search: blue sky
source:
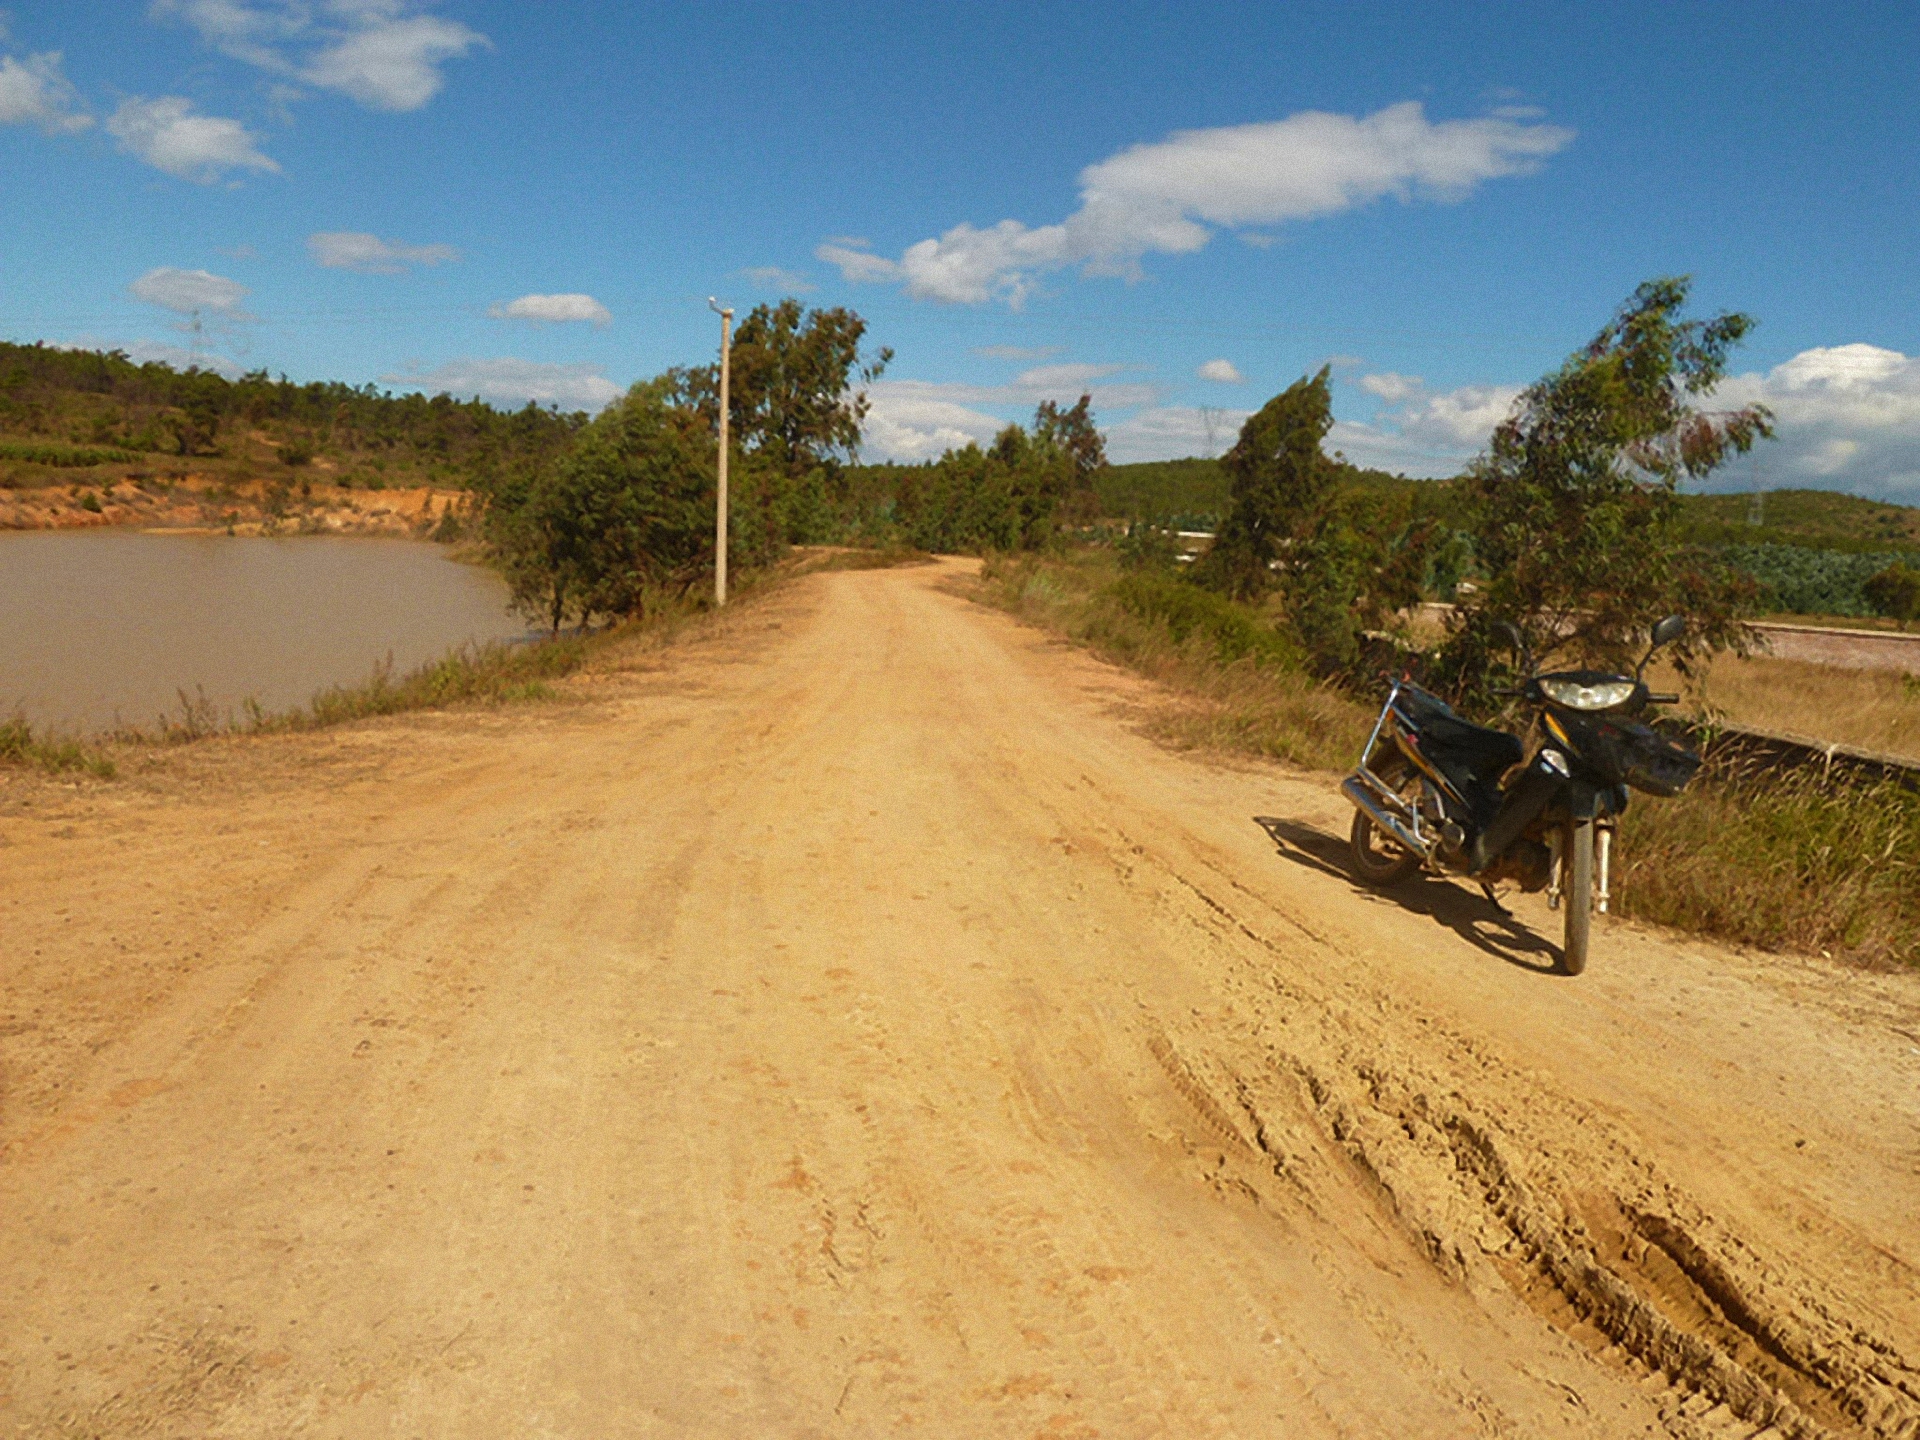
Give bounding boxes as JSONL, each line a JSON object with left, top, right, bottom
{"left": 4, "top": 2, "right": 1919, "bottom": 493}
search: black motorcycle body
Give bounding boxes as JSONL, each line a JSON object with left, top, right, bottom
{"left": 1340, "top": 619, "right": 1700, "bottom": 975}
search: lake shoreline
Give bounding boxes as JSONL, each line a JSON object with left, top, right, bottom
{"left": 0, "top": 530, "right": 525, "bottom": 735}
{"left": 0, "top": 473, "right": 469, "bottom": 540}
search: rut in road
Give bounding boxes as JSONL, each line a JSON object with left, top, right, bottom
{"left": 2, "top": 559, "right": 1917, "bottom": 1439}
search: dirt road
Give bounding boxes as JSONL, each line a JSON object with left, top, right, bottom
{"left": 5, "top": 560, "right": 1918, "bottom": 1438}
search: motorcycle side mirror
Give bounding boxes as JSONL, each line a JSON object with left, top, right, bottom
{"left": 1637, "top": 614, "right": 1687, "bottom": 676}
{"left": 1492, "top": 619, "right": 1532, "bottom": 674}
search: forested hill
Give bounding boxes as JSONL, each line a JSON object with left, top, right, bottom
{"left": 1092, "top": 456, "right": 1920, "bottom": 555}
{"left": 0, "top": 340, "right": 583, "bottom": 492}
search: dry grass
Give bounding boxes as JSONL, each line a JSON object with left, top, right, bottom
{"left": 0, "top": 717, "right": 117, "bottom": 779}
{"left": 1654, "top": 652, "right": 1920, "bottom": 761}
{"left": 1619, "top": 759, "right": 1920, "bottom": 968}
{"left": 980, "top": 551, "right": 1372, "bottom": 771}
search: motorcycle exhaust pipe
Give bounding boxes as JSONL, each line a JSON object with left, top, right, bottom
{"left": 1341, "top": 777, "right": 1432, "bottom": 861}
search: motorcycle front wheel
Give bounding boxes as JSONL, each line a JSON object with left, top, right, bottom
{"left": 1348, "top": 805, "right": 1422, "bottom": 887}
{"left": 1559, "top": 818, "right": 1594, "bottom": 976}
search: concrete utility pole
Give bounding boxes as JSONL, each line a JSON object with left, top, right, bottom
{"left": 708, "top": 298, "right": 734, "bottom": 607}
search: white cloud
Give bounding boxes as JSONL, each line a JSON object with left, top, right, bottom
{"left": 1357, "top": 370, "right": 1421, "bottom": 402}
{"left": 154, "top": 0, "right": 486, "bottom": 112}
{"left": 1394, "top": 383, "right": 1524, "bottom": 449}
{"left": 1104, "top": 405, "right": 1252, "bottom": 464}
{"left": 973, "top": 344, "right": 1060, "bottom": 361}
{"left": 859, "top": 368, "right": 1159, "bottom": 461}
{"left": 1708, "top": 344, "right": 1920, "bottom": 498}
{"left": 308, "top": 230, "right": 458, "bottom": 272}
{"left": 0, "top": 51, "right": 91, "bottom": 133}
{"left": 1335, "top": 344, "right": 1920, "bottom": 491}
{"left": 129, "top": 266, "right": 253, "bottom": 317}
{"left": 1014, "top": 361, "right": 1127, "bottom": 391}
{"left": 381, "top": 358, "right": 622, "bottom": 412}
{"left": 487, "top": 293, "right": 613, "bottom": 326}
{"left": 861, "top": 389, "right": 1007, "bottom": 462}
{"left": 107, "top": 96, "right": 277, "bottom": 181}
{"left": 739, "top": 266, "right": 815, "bottom": 293}
{"left": 1197, "top": 359, "right": 1243, "bottom": 384}
{"left": 819, "top": 103, "right": 1572, "bottom": 306}
{"left": 1334, "top": 374, "right": 1523, "bottom": 476}
{"left": 305, "top": 12, "right": 485, "bottom": 111}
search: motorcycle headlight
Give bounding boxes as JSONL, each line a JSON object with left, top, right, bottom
{"left": 1539, "top": 677, "right": 1637, "bottom": 711}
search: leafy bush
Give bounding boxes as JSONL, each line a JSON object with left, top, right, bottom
{"left": 0, "top": 439, "right": 141, "bottom": 467}
{"left": 1437, "top": 277, "right": 1769, "bottom": 702}
{"left": 1107, "top": 571, "right": 1303, "bottom": 670}
{"left": 886, "top": 424, "right": 1076, "bottom": 554}
{"left": 1864, "top": 561, "right": 1920, "bottom": 622}
{"left": 481, "top": 379, "right": 717, "bottom": 629}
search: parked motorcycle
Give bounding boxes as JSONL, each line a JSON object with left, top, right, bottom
{"left": 1340, "top": 615, "right": 1701, "bottom": 975}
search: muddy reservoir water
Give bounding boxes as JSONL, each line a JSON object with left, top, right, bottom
{"left": 0, "top": 531, "right": 529, "bottom": 734}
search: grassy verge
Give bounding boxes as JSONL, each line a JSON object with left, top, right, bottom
{"left": 979, "top": 547, "right": 1918, "bottom": 968}
{"left": 1619, "top": 761, "right": 1920, "bottom": 967}
{"left": 979, "top": 550, "right": 1371, "bottom": 770}
{"left": 131, "top": 630, "right": 607, "bottom": 743}
{"left": 0, "top": 717, "right": 118, "bottom": 779}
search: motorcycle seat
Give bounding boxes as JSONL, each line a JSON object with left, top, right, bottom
{"left": 1392, "top": 685, "right": 1524, "bottom": 781}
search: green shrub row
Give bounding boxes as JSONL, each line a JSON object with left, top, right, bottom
{"left": 0, "top": 439, "right": 142, "bottom": 468}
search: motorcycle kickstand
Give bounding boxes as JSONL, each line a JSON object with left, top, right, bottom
{"left": 1478, "top": 882, "right": 1510, "bottom": 917}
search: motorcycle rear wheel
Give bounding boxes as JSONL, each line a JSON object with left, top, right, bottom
{"left": 1559, "top": 818, "right": 1594, "bottom": 976}
{"left": 1348, "top": 805, "right": 1422, "bottom": 887}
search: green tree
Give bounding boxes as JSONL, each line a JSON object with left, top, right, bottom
{"left": 1439, "top": 277, "right": 1772, "bottom": 698}
{"left": 890, "top": 421, "right": 1077, "bottom": 554}
{"left": 1204, "top": 368, "right": 1336, "bottom": 602}
{"left": 1865, "top": 562, "right": 1920, "bottom": 626}
{"left": 1033, "top": 393, "right": 1107, "bottom": 522}
{"left": 1199, "top": 369, "right": 1428, "bottom": 675}
{"left": 483, "top": 379, "right": 715, "bottom": 631}
{"left": 669, "top": 299, "right": 890, "bottom": 547}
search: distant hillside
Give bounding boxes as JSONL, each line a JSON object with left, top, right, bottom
{"left": 1674, "top": 488, "right": 1920, "bottom": 554}
{"left": 1094, "top": 459, "right": 1231, "bottom": 525}
{"left": 1095, "top": 458, "right": 1920, "bottom": 558}
{"left": 0, "top": 341, "right": 583, "bottom": 495}
{"left": 1094, "top": 457, "right": 1454, "bottom": 526}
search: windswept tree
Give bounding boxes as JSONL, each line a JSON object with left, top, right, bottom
{"left": 1439, "top": 276, "right": 1772, "bottom": 697}
{"left": 1200, "top": 368, "right": 1428, "bottom": 675}
{"left": 1204, "top": 368, "right": 1338, "bottom": 601}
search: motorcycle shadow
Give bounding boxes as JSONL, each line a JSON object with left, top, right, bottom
{"left": 1252, "top": 816, "right": 1564, "bottom": 976}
